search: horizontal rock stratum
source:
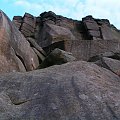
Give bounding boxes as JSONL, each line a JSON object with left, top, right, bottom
{"left": 0, "top": 10, "right": 120, "bottom": 120}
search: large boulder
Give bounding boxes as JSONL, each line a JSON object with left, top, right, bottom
{"left": 37, "top": 23, "right": 75, "bottom": 48}
{"left": 39, "top": 48, "right": 76, "bottom": 68}
{"left": 82, "top": 16, "right": 120, "bottom": 40}
{"left": 82, "top": 16, "right": 101, "bottom": 39}
{"left": 0, "top": 10, "right": 39, "bottom": 73}
{"left": 0, "top": 61, "right": 120, "bottom": 119}
{"left": 20, "top": 13, "right": 36, "bottom": 37}
{"left": 100, "top": 24, "right": 120, "bottom": 40}
{"left": 88, "top": 52, "right": 120, "bottom": 62}
{"left": 94, "top": 57, "right": 120, "bottom": 76}
{"left": 13, "top": 16, "right": 22, "bottom": 30}
{"left": 40, "top": 11, "right": 57, "bottom": 22}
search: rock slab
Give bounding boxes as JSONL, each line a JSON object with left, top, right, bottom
{"left": 0, "top": 61, "right": 120, "bottom": 120}
{"left": 0, "top": 10, "right": 39, "bottom": 73}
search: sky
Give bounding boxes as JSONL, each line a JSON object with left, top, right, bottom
{"left": 0, "top": 0, "right": 120, "bottom": 29}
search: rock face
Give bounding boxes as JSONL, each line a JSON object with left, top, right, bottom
{"left": 0, "top": 61, "right": 120, "bottom": 120}
{"left": 13, "top": 11, "right": 120, "bottom": 61}
{"left": 82, "top": 15, "right": 101, "bottom": 39}
{"left": 37, "top": 23, "right": 76, "bottom": 48}
{"left": 0, "top": 10, "right": 40, "bottom": 73}
{"left": 0, "top": 10, "right": 120, "bottom": 120}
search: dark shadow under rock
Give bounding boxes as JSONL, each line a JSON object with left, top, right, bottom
{"left": 38, "top": 48, "right": 76, "bottom": 69}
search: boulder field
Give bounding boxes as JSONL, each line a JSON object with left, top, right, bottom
{"left": 0, "top": 10, "right": 120, "bottom": 120}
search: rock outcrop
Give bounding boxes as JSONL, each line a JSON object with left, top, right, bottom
{"left": 94, "top": 57, "right": 120, "bottom": 76}
{"left": 0, "top": 10, "right": 40, "bottom": 73}
{"left": 0, "top": 61, "right": 120, "bottom": 120}
{"left": 82, "top": 15, "right": 101, "bottom": 40}
{"left": 13, "top": 11, "right": 120, "bottom": 61}
{"left": 0, "top": 10, "right": 120, "bottom": 120}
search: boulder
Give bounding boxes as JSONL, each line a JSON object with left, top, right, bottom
{"left": 37, "top": 23, "right": 76, "bottom": 48}
{"left": 95, "top": 19, "right": 110, "bottom": 26}
{"left": 94, "top": 57, "right": 120, "bottom": 76}
{"left": 40, "top": 11, "right": 57, "bottom": 22}
{"left": 0, "top": 10, "right": 39, "bottom": 73}
{"left": 13, "top": 16, "right": 22, "bottom": 29}
{"left": 23, "top": 13, "right": 36, "bottom": 27}
{"left": 82, "top": 16, "right": 101, "bottom": 39}
{"left": 32, "top": 47, "right": 45, "bottom": 62}
{"left": 83, "top": 20, "right": 99, "bottom": 30}
{"left": 0, "top": 61, "right": 120, "bottom": 119}
{"left": 88, "top": 52, "right": 120, "bottom": 62}
{"left": 101, "top": 24, "right": 118, "bottom": 40}
{"left": 15, "top": 55, "right": 26, "bottom": 72}
{"left": 39, "top": 48, "right": 76, "bottom": 68}
{"left": 20, "top": 13, "right": 36, "bottom": 37}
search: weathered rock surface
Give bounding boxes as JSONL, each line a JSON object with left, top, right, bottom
{"left": 64, "top": 39, "right": 120, "bottom": 61}
{"left": 39, "top": 48, "right": 76, "bottom": 68}
{"left": 13, "top": 12, "right": 120, "bottom": 61}
{"left": 37, "top": 23, "right": 76, "bottom": 48}
{"left": 0, "top": 10, "right": 120, "bottom": 120}
{"left": 27, "top": 37, "right": 47, "bottom": 57}
{"left": 13, "top": 16, "right": 22, "bottom": 29}
{"left": 20, "top": 13, "right": 36, "bottom": 37}
{"left": 0, "top": 61, "right": 120, "bottom": 120}
{"left": 82, "top": 15, "right": 101, "bottom": 39}
{"left": 94, "top": 57, "right": 120, "bottom": 76}
{"left": 32, "top": 47, "right": 45, "bottom": 62}
{"left": 0, "top": 10, "right": 39, "bottom": 73}
{"left": 88, "top": 52, "right": 120, "bottom": 62}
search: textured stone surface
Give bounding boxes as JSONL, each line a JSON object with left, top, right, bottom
{"left": 39, "top": 48, "right": 76, "bottom": 68}
{"left": 83, "top": 20, "right": 99, "bottom": 30}
{"left": 0, "top": 10, "right": 39, "bottom": 73}
{"left": 94, "top": 57, "right": 120, "bottom": 76}
{"left": 88, "top": 52, "right": 120, "bottom": 62}
{"left": 13, "top": 16, "right": 22, "bottom": 29}
{"left": 38, "top": 23, "right": 75, "bottom": 48}
{"left": 0, "top": 61, "right": 120, "bottom": 120}
{"left": 32, "top": 47, "right": 45, "bottom": 62}
{"left": 13, "top": 12, "right": 120, "bottom": 62}
{"left": 63, "top": 39, "right": 120, "bottom": 61}
{"left": 0, "top": 10, "right": 120, "bottom": 120}
{"left": 101, "top": 24, "right": 118, "bottom": 40}
{"left": 14, "top": 13, "right": 36, "bottom": 37}
{"left": 43, "top": 39, "right": 120, "bottom": 61}
{"left": 82, "top": 16, "right": 101, "bottom": 39}
{"left": 27, "top": 37, "right": 47, "bottom": 56}
{"left": 13, "top": 11, "right": 120, "bottom": 42}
